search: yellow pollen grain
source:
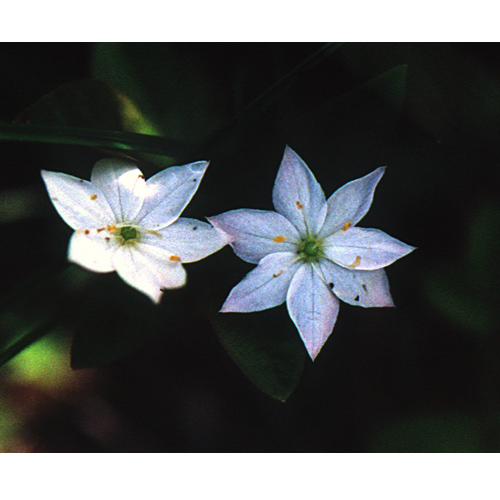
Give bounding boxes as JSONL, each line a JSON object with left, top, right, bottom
{"left": 273, "top": 235, "right": 287, "bottom": 243}
{"left": 169, "top": 255, "right": 180, "bottom": 262}
{"left": 90, "top": 194, "right": 98, "bottom": 200}
{"left": 349, "top": 256, "right": 361, "bottom": 269}
{"left": 342, "top": 221, "right": 352, "bottom": 231}
{"left": 296, "top": 201, "right": 304, "bottom": 209}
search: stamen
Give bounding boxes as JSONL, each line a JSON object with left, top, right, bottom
{"left": 342, "top": 221, "right": 352, "bottom": 232}
{"left": 90, "top": 194, "right": 98, "bottom": 200}
{"left": 169, "top": 255, "right": 180, "bottom": 262}
{"left": 296, "top": 201, "right": 304, "bottom": 209}
{"left": 273, "top": 235, "right": 287, "bottom": 243}
{"left": 348, "top": 255, "right": 361, "bottom": 269}
{"left": 145, "top": 229, "right": 162, "bottom": 237}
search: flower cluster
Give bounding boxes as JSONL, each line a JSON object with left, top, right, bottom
{"left": 42, "top": 148, "right": 414, "bottom": 359}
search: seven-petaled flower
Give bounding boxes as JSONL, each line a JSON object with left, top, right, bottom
{"left": 41, "top": 158, "right": 230, "bottom": 303}
{"left": 208, "top": 146, "right": 415, "bottom": 360}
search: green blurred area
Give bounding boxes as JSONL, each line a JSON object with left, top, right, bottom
{"left": 0, "top": 43, "right": 500, "bottom": 452}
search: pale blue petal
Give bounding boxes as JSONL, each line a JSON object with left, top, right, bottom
{"left": 208, "top": 209, "right": 300, "bottom": 264}
{"left": 286, "top": 263, "right": 339, "bottom": 360}
{"left": 323, "top": 227, "right": 416, "bottom": 271}
{"left": 272, "top": 146, "right": 327, "bottom": 235}
{"left": 141, "top": 217, "right": 231, "bottom": 263}
{"left": 220, "top": 252, "right": 299, "bottom": 312}
{"left": 317, "top": 258, "right": 394, "bottom": 307}
{"left": 137, "top": 161, "right": 209, "bottom": 230}
{"left": 319, "top": 167, "right": 385, "bottom": 237}
{"left": 90, "top": 158, "right": 146, "bottom": 223}
{"left": 41, "top": 170, "right": 114, "bottom": 230}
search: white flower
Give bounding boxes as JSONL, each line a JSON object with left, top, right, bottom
{"left": 208, "top": 146, "right": 415, "bottom": 360}
{"left": 41, "top": 158, "right": 230, "bottom": 303}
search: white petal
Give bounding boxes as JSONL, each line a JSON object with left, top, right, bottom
{"left": 272, "top": 146, "right": 327, "bottom": 234}
{"left": 41, "top": 170, "right": 114, "bottom": 230}
{"left": 136, "top": 161, "right": 209, "bottom": 230}
{"left": 317, "top": 258, "right": 394, "bottom": 307}
{"left": 90, "top": 158, "right": 146, "bottom": 223}
{"left": 319, "top": 167, "right": 385, "bottom": 237}
{"left": 141, "top": 217, "right": 231, "bottom": 263}
{"left": 112, "top": 243, "right": 187, "bottom": 303}
{"left": 208, "top": 209, "right": 300, "bottom": 264}
{"left": 221, "top": 252, "right": 299, "bottom": 312}
{"left": 286, "top": 263, "right": 339, "bottom": 360}
{"left": 68, "top": 230, "right": 117, "bottom": 273}
{"left": 323, "top": 227, "right": 416, "bottom": 270}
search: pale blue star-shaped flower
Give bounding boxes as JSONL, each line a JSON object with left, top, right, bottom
{"left": 209, "top": 146, "right": 415, "bottom": 359}
{"left": 41, "top": 158, "right": 230, "bottom": 303}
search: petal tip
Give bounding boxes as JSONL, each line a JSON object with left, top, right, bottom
{"left": 306, "top": 344, "right": 322, "bottom": 361}
{"left": 191, "top": 160, "right": 210, "bottom": 173}
{"left": 207, "top": 216, "right": 235, "bottom": 244}
{"left": 220, "top": 301, "right": 236, "bottom": 313}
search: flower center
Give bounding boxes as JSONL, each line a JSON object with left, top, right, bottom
{"left": 120, "top": 226, "right": 138, "bottom": 242}
{"left": 297, "top": 234, "right": 324, "bottom": 263}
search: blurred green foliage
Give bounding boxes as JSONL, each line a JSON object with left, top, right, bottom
{"left": 426, "top": 197, "right": 500, "bottom": 335}
{"left": 369, "top": 413, "right": 484, "bottom": 452}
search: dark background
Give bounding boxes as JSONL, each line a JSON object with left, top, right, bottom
{"left": 1, "top": 43, "right": 499, "bottom": 452}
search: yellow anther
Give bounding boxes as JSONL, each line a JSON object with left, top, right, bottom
{"left": 348, "top": 255, "right": 361, "bottom": 269}
{"left": 145, "top": 229, "right": 162, "bottom": 237}
{"left": 273, "top": 235, "right": 287, "bottom": 243}
{"left": 169, "top": 255, "right": 180, "bottom": 262}
{"left": 342, "top": 221, "right": 352, "bottom": 232}
{"left": 107, "top": 224, "right": 116, "bottom": 232}
{"left": 296, "top": 201, "right": 304, "bottom": 209}
{"left": 273, "top": 270, "right": 284, "bottom": 278}
{"left": 90, "top": 194, "right": 98, "bottom": 200}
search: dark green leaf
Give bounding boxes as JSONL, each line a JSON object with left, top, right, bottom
{"left": 207, "top": 291, "right": 306, "bottom": 401}
{"left": 70, "top": 273, "right": 159, "bottom": 369}
{"left": 92, "top": 43, "right": 232, "bottom": 148}
{"left": 7, "top": 78, "right": 194, "bottom": 162}
{"left": 425, "top": 197, "right": 500, "bottom": 336}
{"left": 0, "top": 120, "right": 191, "bottom": 160}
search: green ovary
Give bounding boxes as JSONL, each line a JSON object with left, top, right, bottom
{"left": 120, "top": 226, "right": 138, "bottom": 242}
{"left": 297, "top": 234, "right": 324, "bottom": 263}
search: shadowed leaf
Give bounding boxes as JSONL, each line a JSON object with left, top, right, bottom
{"left": 207, "top": 291, "right": 306, "bottom": 401}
